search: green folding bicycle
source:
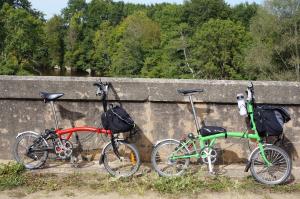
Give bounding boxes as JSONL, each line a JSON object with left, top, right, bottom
{"left": 151, "top": 83, "right": 292, "bottom": 185}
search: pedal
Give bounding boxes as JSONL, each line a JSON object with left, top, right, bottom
{"left": 244, "top": 160, "right": 251, "bottom": 172}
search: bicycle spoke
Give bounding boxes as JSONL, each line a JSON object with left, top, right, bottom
{"left": 250, "top": 146, "right": 291, "bottom": 185}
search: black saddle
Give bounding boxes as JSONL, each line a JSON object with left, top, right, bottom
{"left": 40, "top": 92, "right": 64, "bottom": 102}
{"left": 177, "top": 88, "right": 204, "bottom": 95}
{"left": 200, "top": 126, "right": 227, "bottom": 137}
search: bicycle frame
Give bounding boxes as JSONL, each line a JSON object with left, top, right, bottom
{"left": 55, "top": 127, "right": 112, "bottom": 140}
{"left": 169, "top": 87, "right": 272, "bottom": 168}
{"left": 48, "top": 82, "right": 113, "bottom": 141}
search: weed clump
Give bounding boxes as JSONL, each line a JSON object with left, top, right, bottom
{"left": 0, "top": 162, "right": 25, "bottom": 190}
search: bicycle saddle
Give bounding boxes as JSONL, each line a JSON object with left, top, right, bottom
{"left": 200, "top": 126, "right": 227, "bottom": 137}
{"left": 40, "top": 92, "right": 64, "bottom": 102}
{"left": 177, "top": 88, "right": 204, "bottom": 95}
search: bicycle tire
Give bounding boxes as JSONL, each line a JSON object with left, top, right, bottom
{"left": 102, "top": 140, "right": 140, "bottom": 177}
{"left": 151, "top": 139, "right": 190, "bottom": 177}
{"left": 250, "top": 145, "right": 292, "bottom": 185}
{"left": 13, "top": 131, "right": 49, "bottom": 169}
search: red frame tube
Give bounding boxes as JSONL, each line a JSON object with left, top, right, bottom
{"left": 55, "top": 127, "right": 112, "bottom": 140}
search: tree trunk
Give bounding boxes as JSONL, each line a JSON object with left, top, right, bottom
{"left": 180, "top": 31, "right": 195, "bottom": 78}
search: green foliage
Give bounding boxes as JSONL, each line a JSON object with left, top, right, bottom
{"left": 183, "top": 0, "right": 232, "bottom": 27}
{"left": 1, "top": 0, "right": 300, "bottom": 81}
{"left": 110, "top": 11, "right": 160, "bottom": 76}
{"left": 246, "top": 0, "right": 300, "bottom": 81}
{"left": 62, "top": 0, "right": 87, "bottom": 22}
{"left": 192, "top": 19, "right": 251, "bottom": 79}
{"left": 0, "top": 3, "right": 44, "bottom": 75}
{"left": 91, "top": 21, "right": 112, "bottom": 76}
{"left": 64, "top": 11, "right": 85, "bottom": 70}
{"left": 231, "top": 2, "right": 258, "bottom": 29}
{"left": 44, "top": 15, "right": 65, "bottom": 69}
{"left": 0, "top": 162, "right": 25, "bottom": 190}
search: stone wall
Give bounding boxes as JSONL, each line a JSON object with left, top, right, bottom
{"left": 0, "top": 76, "right": 299, "bottom": 166}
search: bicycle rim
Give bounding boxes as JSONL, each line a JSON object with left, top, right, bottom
{"left": 103, "top": 141, "right": 140, "bottom": 177}
{"left": 250, "top": 145, "right": 291, "bottom": 185}
{"left": 14, "top": 132, "right": 48, "bottom": 169}
{"left": 151, "top": 139, "right": 190, "bottom": 177}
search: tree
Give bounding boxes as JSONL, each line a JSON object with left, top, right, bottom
{"left": 247, "top": 0, "right": 300, "bottom": 81}
{"left": 86, "top": 0, "right": 124, "bottom": 29}
{"left": 183, "top": 0, "right": 231, "bottom": 27}
{"left": 92, "top": 21, "right": 113, "bottom": 76}
{"left": 62, "top": 0, "right": 87, "bottom": 22}
{"left": 191, "top": 19, "right": 251, "bottom": 79}
{"left": 0, "top": 0, "right": 31, "bottom": 10}
{"left": 267, "top": 0, "right": 300, "bottom": 81}
{"left": 44, "top": 15, "right": 65, "bottom": 69}
{"left": 231, "top": 2, "right": 258, "bottom": 29}
{"left": 0, "top": 3, "right": 44, "bottom": 75}
{"left": 244, "top": 8, "right": 278, "bottom": 80}
{"left": 110, "top": 11, "right": 160, "bottom": 76}
{"left": 64, "top": 11, "right": 85, "bottom": 70}
{"left": 0, "top": 0, "right": 43, "bottom": 18}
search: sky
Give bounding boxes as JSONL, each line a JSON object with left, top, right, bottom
{"left": 29, "top": 0, "right": 264, "bottom": 19}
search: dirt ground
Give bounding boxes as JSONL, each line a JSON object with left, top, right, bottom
{"left": 1, "top": 188, "right": 300, "bottom": 199}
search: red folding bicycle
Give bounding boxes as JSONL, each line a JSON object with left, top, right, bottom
{"left": 13, "top": 81, "right": 141, "bottom": 177}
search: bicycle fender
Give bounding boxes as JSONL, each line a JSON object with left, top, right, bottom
{"left": 247, "top": 144, "right": 273, "bottom": 161}
{"left": 153, "top": 139, "right": 180, "bottom": 148}
{"left": 245, "top": 144, "right": 273, "bottom": 172}
{"left": 16, "top": 131, "right": 40, "bottom": 139}
{"left": 99, "top": 139, "right": 125, "bottom": 165}
{"left": 153, "top": 138, "right": 191, "bottom": 153}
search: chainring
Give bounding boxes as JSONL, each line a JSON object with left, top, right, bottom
{"left": 201, "top": 147, "right": 218, "bottom": 164}
{"left": 54, "top": 139, "right": 73, "bottom": 159}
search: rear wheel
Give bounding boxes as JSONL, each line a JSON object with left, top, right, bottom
{"left": 250, "top": 145, "right": 291, "bottom": 185}
{"left": 13, "top": 132, "right": 49, "bottom": 169}
{"left": 102, "top": 140, "right": 140, "bottom": 177}
{"left": 151, "top": 139, "right": 190, "bottom": 177}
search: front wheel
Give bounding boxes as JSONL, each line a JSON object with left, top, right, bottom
{"left": 250, "top": 145, "right": 292, "bottom": 185}
{"left": 102, "top": 140, "right": 140, "bottom": 177}
{"left": 13, "top": 131, "right": 49, "bottom": 169}
{"left": 151, "top": 139, "right": 190, "bottom": 177}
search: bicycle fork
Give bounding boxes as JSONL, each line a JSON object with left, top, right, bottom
{"left": 244, "top": 143, "right": 272, "bottom": 172}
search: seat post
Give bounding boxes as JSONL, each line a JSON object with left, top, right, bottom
{"left": 188, "top": 95, "right": 201, "bottom": 131}
{"left": 50, "top": 101, "right": 59, "bottom": 129}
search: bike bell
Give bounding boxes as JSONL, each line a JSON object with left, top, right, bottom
{"left": 237, "top": 93, "right": 247, "bottom": 116}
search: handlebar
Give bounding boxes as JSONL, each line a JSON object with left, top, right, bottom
{"left": 93, "top": 81, "right": 109, "bottom": 97}
{"left": 93, "top": 80, "right": 110, "bottom": 112}
{"left": 246, "top": 82, "right": 255, "bottom": 102}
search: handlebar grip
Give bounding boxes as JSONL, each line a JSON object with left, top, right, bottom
{"left": 93, "top": 82, "right": 110, "bottom": 87}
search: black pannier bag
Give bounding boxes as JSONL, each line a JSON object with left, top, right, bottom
{"left": 101, "top": 105, "right": 135, "bottom": 134}
{"left": 254, "top": 105, "right": 291, "bottom": 137}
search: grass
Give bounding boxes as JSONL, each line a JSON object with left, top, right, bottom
{"left": 1, "top": 162, "right": 300, "bottom": 196}
{"left": 0, "top": 162, "right": 25, "bottom": 190}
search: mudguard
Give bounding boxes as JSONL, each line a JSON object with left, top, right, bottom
{"left": 245, "top": 144, "right": 272, "bottom": 172}
{"left": 99, "top": 139, "right": 125, "bottom": 165}
{"left": 16, "top": 131, "right": 40, "bottom": 139}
